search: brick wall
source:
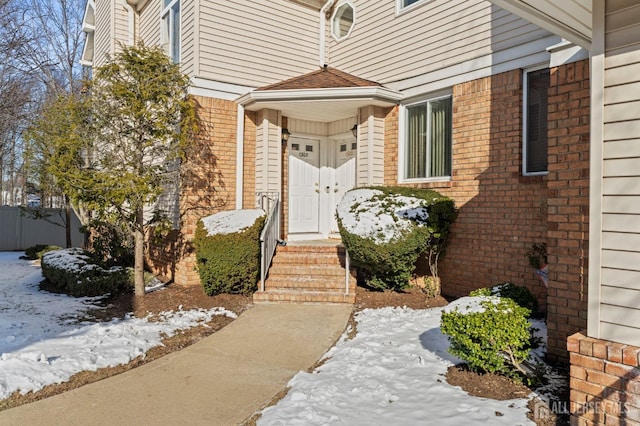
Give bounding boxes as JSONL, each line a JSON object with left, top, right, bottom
{"left": 568, "top": 333, "right": 640, "bottom": 425}
{"left": 242, "top": 111, "right": 257, "bottom": 209}
{"left": 384, "top": 69, "right": 548, "bottom": 308}
{"left": 546, "top": 59, "right": 590, "bottom": 362}
{"left": 383, "top": 106, "right": 398, "bottom": 186}
{"left": 148, "top": 95, "right": 238, "bottom": 286}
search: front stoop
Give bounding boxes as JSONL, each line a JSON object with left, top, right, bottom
{"left": 253, "top": 244, "right": 357, "bottom": 304}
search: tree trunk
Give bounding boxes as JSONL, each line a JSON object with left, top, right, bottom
{"left": 134, "top": 206, "right": 145, "bottom": 297}
{"left": 64, "top": 194, "right": 72, "bottom": 248}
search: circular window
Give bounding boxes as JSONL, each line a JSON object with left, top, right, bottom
{"left": 332, "top": 2, "right": 355, "bottom": 41}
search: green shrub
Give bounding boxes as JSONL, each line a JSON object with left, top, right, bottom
{"left": 83, "top": 219, "right": 134, "bottom": 267}
{"left": 337, "top": 187, "right": 457, "bottom": 291}
{"left": 24, "top": 244, "right": 62, "bottom": 260}
{"left": 494, "top": 282, "right": 539, "bottom": 318}
{"left": 194, "top": 214, "right": 265, "bottom": 296}
{"left": 469, "top": 287, "right": 491, "bottom": 297}
{"left": 469, "top": 283, "right": 539, "bottom": 318}
{"left": 41, "top": 248, "right": 130, "bottom": 296}
{"left": 340, "top": 225, "right": 431, "bottom": 290}
{"left": 441, "top": 297, "right": 531, "bottom": 380}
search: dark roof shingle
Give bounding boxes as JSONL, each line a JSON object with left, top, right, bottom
{"left": 256, "top": 66, "right": 382, "bottom": 91}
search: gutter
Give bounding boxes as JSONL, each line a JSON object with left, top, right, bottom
{"left": 319, "top": 0, "right": 336, "bottom": 66}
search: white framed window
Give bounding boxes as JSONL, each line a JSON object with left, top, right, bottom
{"left": 399, "top": 94, "right": 453, "bottom": 182}
{"left": 331, "top": 2, "right": 355, "bottom": 41}
{"left": 161, "top": 0, "right": 180, "bottom": 63}
{"left": 523, "top": 67, "right": 550, "bottom": 176}
{"left": 396, "top": 0, "right": 430, "bottom": 14}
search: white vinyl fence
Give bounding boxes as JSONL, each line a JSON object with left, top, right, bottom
{"left": 0, "top": 206, "right": 83, "bottom": 251}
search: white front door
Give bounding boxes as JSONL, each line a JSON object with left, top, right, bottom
{"left": 288, "top": 138, "right": 320, "bottom": 234}
{"left": 331, "top": 137, "right": 357, "bottom": 233}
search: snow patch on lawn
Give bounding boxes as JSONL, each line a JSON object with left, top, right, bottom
{"left": 258, "top": 306, "right": 535, "bottom": 425}
{"left": 201, "top": 209, "right": 265, "bottom": 236}
{"left": 0, "top": 252, "right": 236, "bottom": 399}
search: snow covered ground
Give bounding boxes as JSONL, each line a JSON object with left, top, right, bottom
{"left": 258, "top": 304, "right": 539, "bottom": 426}
{"left": 1, "top": 251, "right": 552, "bottom": 424}
{"left": 0, "top": 251, "right": 236, "bottom": 399}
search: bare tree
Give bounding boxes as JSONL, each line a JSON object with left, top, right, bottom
{"left": 0, "top": 0, "right": 36, "bottom": 205}
{"left": 4, "top": 0, "right": 87, "bottom": 246}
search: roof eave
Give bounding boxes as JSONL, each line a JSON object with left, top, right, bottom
{"left": 237, "top": 86, "right": 404, "bottom": 108}
{"left": 489, "top": 0, "right": 591, "bottom": 50}
{"left": 127, "top": 0, "right": 150, "bottom": 12}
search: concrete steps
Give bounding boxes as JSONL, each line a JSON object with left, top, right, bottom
{"left": 253, "top": 244, "right": 356, "bottom": 304}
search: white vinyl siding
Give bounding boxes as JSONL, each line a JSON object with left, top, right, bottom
{"left": 328, "top": 0, "right": 558, "bottom": 95}
{"left": 328, "top": 118, "right": 357, "bottom": 136}
{"left": 356, "top": 106, "right": 385, "bottom": 186}
{"left": 93, "top": 0, "right": 111, "bottom": 67}
{"left": 256, "top": 110, "right": 282, "bottom": 193}
{"left": 114, "top": 4, "right": 131, "bottom": 48}
{"left": 592, "top": 0, "right": 640, "bottom": 346}
{"left": 198, "top": 0, "right": 319, "bottom": 87}
{"left": 181, "top": 0, "right": 196, "bottom": 75}
{"left": 289, "top": 119, "right": 329, "bottom": 137}
{"left": 140, "top": 0, "right": 161, "bottom": 46}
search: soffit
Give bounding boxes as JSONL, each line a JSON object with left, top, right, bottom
{"left": 490, "top": 0, "right": 592, "bottom": 49}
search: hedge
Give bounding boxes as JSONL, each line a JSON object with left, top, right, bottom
{"left": 41, "top": 248, "right": 130, "bottom": 296}
{"left": 194, "top": 212, "right": 265, "bottom": 296}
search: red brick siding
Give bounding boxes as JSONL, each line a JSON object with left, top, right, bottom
{"left": 243, "top": 111, "right": 257, "bottom": 209}
{"left": 385, "top": 69, "right": 548, "bottom": 308}
{"left": 568, "top": 333, "right": 640, "bottom": 425}
{"left": 147, "top": 96, "right": 238, "bottom": 286}
{"left": 546, "top": 59, "right": 590, "bottom": 363}
{"left": 281, "top": 117, "right": 289, "bottom": 239}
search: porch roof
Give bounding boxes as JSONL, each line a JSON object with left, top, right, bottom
{"left": 236, "top": 66, "right": 403, "bottom": 122}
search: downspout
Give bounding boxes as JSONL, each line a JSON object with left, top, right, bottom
{"left": 319, "top": 0, "right": 336, "bottom": 66}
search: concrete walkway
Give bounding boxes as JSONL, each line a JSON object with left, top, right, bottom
{"left": 0, "top": 304, "right": 352, "bottom": 426}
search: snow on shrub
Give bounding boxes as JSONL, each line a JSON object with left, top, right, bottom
{"left": 336, "top": 187, "right": 457, "bottom": 291}
{"left": 440, "top": 296, "right": 531, "bottom": 381}
{"left": 470, "top": 282, "right": 540, "bottom": 318}
{"left": 194, "top": 209, "right": 265, "bottom": 295}
{"left": 41, "top": 248, "right": 129, "bottom": 296}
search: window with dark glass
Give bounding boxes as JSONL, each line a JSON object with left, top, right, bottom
{"left": 405, "top": 97, "right": 452, "bottom": 180}
{"left": 524, "top": 68, "right": 550, "bottom": 175}
{"left": 402, "top": 0, "right": 422, "bottom": 7}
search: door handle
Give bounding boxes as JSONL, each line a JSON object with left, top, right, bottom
{"left": 325, "top": 186, "right": 330, "bottom": 193}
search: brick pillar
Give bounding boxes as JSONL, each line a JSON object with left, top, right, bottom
{"left": 568, "top": 333, "right": 640, "bottom": 425}
{"left": 384, "top": 105, "right": 398, "bottom": 186}
{"left": 242, "top": 111, "right": 257, "bottom": 209}
{"left": 281, "top": 116, "right": 289, "bottom": 239}
{"left": 546, "top": 59, "right": 590, "bottom": 362}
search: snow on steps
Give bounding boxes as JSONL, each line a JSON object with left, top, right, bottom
{"left": 253, "top": 244, "right": 357, "bottom": 304}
